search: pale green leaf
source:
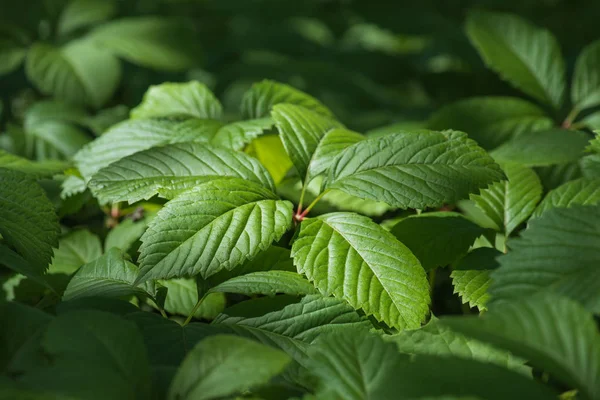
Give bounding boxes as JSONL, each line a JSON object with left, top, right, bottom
{"left": 466, "top": 10, "right": 565, "bottom": 109}
{"left": 0, "top": 38, "right": 26, "bottom": 76}
{"left": 157, "top": 278, "right": 225, "bottom": 320}
{"left": 211, "top": 118, "right": 274, "bottom": 151}
{"left": 451, "top": 248, "right": 501, "bottom": 311}
{"left": 390, "top": 212, "right": 486, "bottom": 271}
{"left": 60, "top": 175, "right": 87, "bottom": 199}
{"left": 213, "top": 294, "right": 373, "bottom": 365}
{"left": 309, "top": 329, "right": 554, "bottom": 400}
{"left": 470, "top": 163, "right": 542, "bottom": 236}
{"left": 62, "top": 248, "right": 154, "bottom": 301}
{"left": 533, "top": 177, "right": 600, "bottom": 218}
{"left": 130, "top": 81, "right": 223, "bottom": 120}
{"left": 245, "top": 134, "right": 293, "bottom": 184}
{"left": 0, "top": 169, "right": 59, "bottom": 271}
{"left": 572, "top": 39, "right": 600, "bottom": 111}
{"left": 83, "top": 104, "right": 129, "bottom": 136}
{"left": 137, "top": 179, "right": 292, "bottom": 282}
{"left": 26, "top": 41, "right": 121, "bottom": 109}
{"left": 272, "top": 103, "right": 342, "bottom": 182}
{"left": 89, "top": 142, "right": 275, "bottom": 204}
{"left": 58, "top": 0, "right": 117, "bottom": 37}
{"left": 386, "top": 317, "right": 528, "bottom": 375}
{"left": 0, "top": 149, "right": 70, "bottom": 178}
{"left": 104, "top": 218, "right": 149, "bottom": 253}
{"left": 208, "top": 271, "right": 317, "bottom": 297}
{"left": 292, "top": 212, "right": 430, "bottom": 330}
{"left": 26, "top": 121, "right": 91, "bottom": 161}
{"left": 308, "top": 128, "right": 365, "bottom": 179}
{"left": 428, "top": 97, "right": 553, "bottom": 150}
{"left": 325, "top": 130, "right": 504, "bottom": 209}
{"left": 86, "top": 17, "right": 196, "bottom": 71}
{"left": 75, "top": 118, "right": 223, "bottom": 181}
{"left": 49, "top": 230, "right": 102, "bottom": 275}
{"left": 241, "top": 79, "right": 333, "bottom": 119}
{"left": 442, "top": 294, "right": 600, "bottom": 400}
{"left": 490, "top": 205, "right": 600, "bottom": 312}
{"left": 491, "top": 129, "right": 589, "bottom": 167}
{"left": 168, "top": 335, "right": 290, "bottom": 400}
{"left": 24, "top": 101, "right": 88, "bottom": 130}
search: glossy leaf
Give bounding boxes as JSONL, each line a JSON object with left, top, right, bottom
{"left": 292, "top": 212, "right": 430, "bottom": 330}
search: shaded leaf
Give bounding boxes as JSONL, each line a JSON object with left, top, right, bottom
{"left": 451, "top": 248, "right": 502, "bottom": 311}
{"left": 49, "top": 230, "right": 102, "bottom": 275}
{"left": 572, "top": 39, "right": 600, "bottom": 111}
{"left": 533, "top": 177, "right": 600, "bottom": 218}
{"left": 208, "top": 271, "right": 317, "bottom": 297}
{"left": 58, "top": 0, "right": 117, "bottom": 37}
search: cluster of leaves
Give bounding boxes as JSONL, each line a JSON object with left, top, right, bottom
{"left": 1, "top": 3, "right": 600, "bottom": 400}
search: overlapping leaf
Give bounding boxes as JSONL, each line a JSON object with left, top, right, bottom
{"left": 292, "top": 212, "right": 430, "bottom": 330}
{"left": 451, "top": 248, "right": 501, "bottom": 311}
{"left": 533, "top": 177, "right": 600, "bottom": 217}
{"left": 49, "top": 230, "right": 102, "bottom": 275}
{"left": 572, "top": 39, "right": 600, "bottom": 111}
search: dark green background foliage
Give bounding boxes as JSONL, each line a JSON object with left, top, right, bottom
{"left": 1, "top": 1, "right": 600, "bottom": 399}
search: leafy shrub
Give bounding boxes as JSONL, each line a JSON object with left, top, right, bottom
{"left": 1, "top": 2, "right": 600, "bottom": 400}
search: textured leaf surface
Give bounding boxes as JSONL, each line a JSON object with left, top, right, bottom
{"left": 0, "top": 169, "right": 59, "bottom": 271}
{"left": 490, "top": 205, "right": 600, "bottom": 312}
{"left": 213, "top": 294, "right": 372, "bottom": 365}
{"left": 130, "top": 81, "right": 223, "bottom": 120}
{"left": 466, "top": 10, "right": 565, "bottom": 109}
{"left": 572, "top": 39, "right": 600, "bottom": 110}
{"left": 292, "top": 212, "right": 430, "bottom": 330}
{"left": 325, "top": 130, "right": 504, "bottom": 209}
{"left": 442, "top": 294, "right": 600, "bottom": 400}
{"left": 211, "top": 118, "right": 274, "bottom": 151}
{"left": 451, "top": 248, "right": 502, "bottom": 311}
{"left": 89, "top": 143, "right": 275, "bottom": 204}
{"left": 87, "top": 17, "right": 196, "bottom": 70}
{"left": 309, "top": 329, "right": 554, "bottom": 400}
{"left": 26, "top": 41, "right": 121, "bottom": 108}
{"left": 241, "top": 79, "right": 333, "bottom": 119}
{"left": 75, "top": 119, "right": 223, "bottom": 181}
{"left": 168, "top": 335, "right": 290, "bottom": 400}
{"left": 471, "top": 163, "right": 542, "bottom": 236}
{"left": 308, "top": 128, "right": 365, "bottom": 179}
{"left": 428, "top": 97, "right": 553, "bottom": 150}
{"left": 390, "top": 212, "right": 486, "bottom": 271}
{"left": 533, "top": 177, "right": 600, "bottom": 218}
{"left": 491, "top": 129, "right": 589, "bottom": 166}
{"left": 62, "top": 248, "right": 154, "bottom": 301}
{"left": 208, "top": 271, "right": 317, "bottom": 297}
{"left": 386, "top": 317, "right": 528, "bottom": 375}
{"left": 272, "top": 103, "right": 342, "bottom": 181}
{"left": 49, "top": 230, "right": 102, "bottom": 275}
{"left": 137, "top": 179, "right": 292, "bottom": 282}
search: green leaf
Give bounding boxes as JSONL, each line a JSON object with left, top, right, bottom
{"left": 0, "top": 245, "right": 56, "bottom": 290}
{"left": 491, "top": 129, "right": 589, "bottom": 167}
{"left": 75, "top": 119, "right": 223, "bottom": 181}
{"left": 104, "top": 218, "right": 149, "bottom": 253}
{"left": 428, "top": 97, "right": 553, "bottom": 150}
{"left": 58, "top": 0, "right": 117, "bottom": 37}
{"left": 49, "top": 230, "right": 102, "bottom": 275}
{"left": 25, "top": 121, "right": 91, "bottom": 161}
{"left": 86, "top": 17, "right": 197, "bottom": 71}
{"left": 272, "top": 103, "right": 342, "bottom": 182}
{"left": 208, "top": 271, "right": 317, "bottom": 297}
{"left": 292, "top": 212, "right": 429, "bottom": 330}
{"left": 466, "top": 10, "right": 565, "bottom": 109}
{"left": 490, "top": 205, "right": 600, "bottom": 312}
{"left": 309, "top": 329, "right": 554, "bottom": 400}
{"left": 157, "top": 278, "right": 225, "bottom": 320}
{"left": 390, "top": 212, "right": 486, "bottom": 271}
{"left": 451, "top": 248, "right": 502, "bottom": 311}
{"left": 62, "top": 248, "right": 154, "bottom": 301}
{"left": 130, "top": 81, "right": 223, "bottom": 120}
{"left": 245, "top": 134, "right": 293, "bottom": 184}
{"left": 83, "top": 104, "right": 129, "bottom": 136}
{"left": 533, "top": 177, "right": 600, "bottom": 218}
{"left": 241, "top": 79, "right": 333, "bottom": 119}
{"left": 168, "top": 335, "right": 291, "bottom": 400}
{"left": 325, "top": 130, "right": 504, "bottom": 209}
{"left": 442, "top": 294, "right": 600, "bottom": 400}
{"left": 24, "top": 101, "right": 88, "bottom": 129}
{"left": 89, "top": 142, "right": 275, "bottom": 204}
{"left": 0, "top": 169, "right": 59, "bottom": 271}
{"left": 19, "top": 310, "right": 151, "bottom": 400}
{"left": 0, "top": 149, "right": 70, "bottom": 178}
{"left": 0, "top": 38, "right": 27, "bottom": 76}
{"left": 211, "top": 118, "right": 274, "bottom": 151}
{"left": 470, "top": 163, "right": 542, "bottom": 236}
{"left": 26, "top": 41, "right": 121, "bottom": 109}
{"left": 137, "top": 179, "right": 292, "bottom": 283}
{"left": 572, "top": 39, "right": 600, "bottom": 111}
{"left": 386, "top": 317, "right": 528, "bottom": 375}
{"left": 213, "top": 294, "right": 372, "bottom": 365}
{"left": 308, "top": 128, "right": 365, "bottom": 180}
